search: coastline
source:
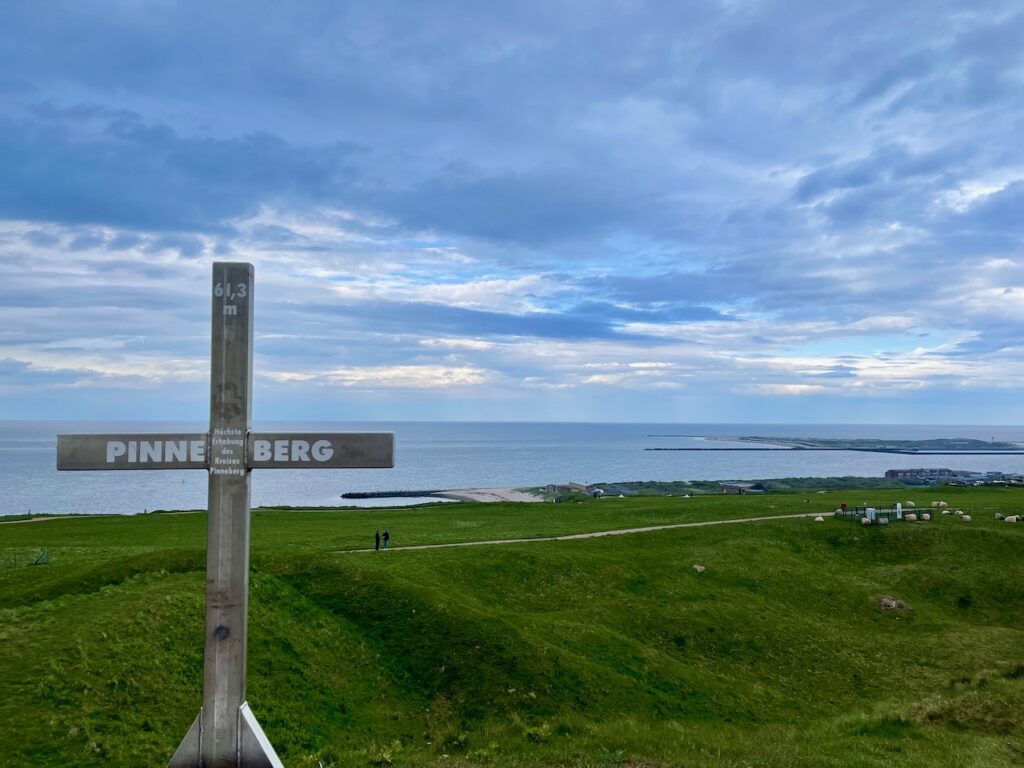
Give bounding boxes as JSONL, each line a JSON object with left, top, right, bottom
{"left": 433, "top": 488, "right": 543, "bottom": 503}
{"left": 8, "top": 422, "right": 1024, "bottom": 516}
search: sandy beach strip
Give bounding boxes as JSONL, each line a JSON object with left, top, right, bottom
{"left": 433, "top": 488, "right": 543, "bottom": 503}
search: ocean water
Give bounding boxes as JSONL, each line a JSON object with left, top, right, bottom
{"left": 3, "top": 421, "right": 1024, "bottom": 516}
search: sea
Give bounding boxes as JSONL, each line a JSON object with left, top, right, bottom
{"left": 3, "top": 421, "right": 1024, "bottom": 516}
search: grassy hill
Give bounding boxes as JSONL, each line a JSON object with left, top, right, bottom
{"left": 1, "top": 488, "right": 1023, "bottom": 767}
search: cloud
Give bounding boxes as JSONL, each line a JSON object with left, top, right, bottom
{"left": 330, "top": 273, "right": 564, "bottom": 313}
{"left": 307, "top": 298, "right": 666, "bottom": 342}
{"left": 419, "top": 338, "right": 497, "bottom": 351}
{"left": 0, "top": 1, "right": 1023, "bottom": 420}
{"left": 0, "top": 106, "right": 360, "bottom": 232}
{"left": 374, "top": 170, "right": 635, "bottom": 245}
{"left": 266, "top": 364, "right": 490, "bottom": 389}
{"left": 751, "top": 384, "right": 827, "bottom": 396}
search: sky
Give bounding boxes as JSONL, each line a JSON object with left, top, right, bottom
{"left": 1, "top": 1, "right": 1023, "bottom": 423}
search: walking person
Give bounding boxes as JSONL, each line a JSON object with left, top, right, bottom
{"left": 382, "top": 529, "right": 390, "bottom": 550}
{"left": 374, "top": 529, "right": 380, "bottom": 551}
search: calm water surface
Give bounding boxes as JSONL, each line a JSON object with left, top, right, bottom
{"left": 2, "top": 421, "right": 1023, "bottom": 515}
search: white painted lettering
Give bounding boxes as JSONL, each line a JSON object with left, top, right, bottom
{"left": 312, "top": 440, "right": 333, "bottom": 462}
{"left": 253, "top": 440, "right": 272, "bottom": 461}
{"left": 106, "top": 441, "right": 127, "bottom": 463}
{"left": 190, "top": 440, "right": 206, "bottom": 462}
{"left": 166, "top": 441, "right": 187, "bottom": 462}
{"left": 128, "top": 441, "right": 138, "bottom": 463}
{"left": 273, "top": 440, "right": 288, "bottom": 461}
{"left": 140, "top": 441, "right": 162, "bottom": 463}
{"left": 211, "top": 467, "right": 244, "bottom": 476}
{"left": 292, "top": 440, "right": 310, "bottom": 462}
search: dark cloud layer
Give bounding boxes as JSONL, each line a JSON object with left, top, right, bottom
{"left": 0, "top": 1, "right": 1022, "bottom": 419}
{"left": 304, "top": 299, "right": 672, "bottom": 342}
{"left": 0, "top": 106, "right": 360, "bottom": 232}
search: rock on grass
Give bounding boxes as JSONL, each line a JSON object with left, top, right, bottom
{"left": 878, "top": 596, "right": 911, "bottom": 611}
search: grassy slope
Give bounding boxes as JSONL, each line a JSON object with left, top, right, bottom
{"left": 1, "top": 487, "right": 1023, "bottom": 767}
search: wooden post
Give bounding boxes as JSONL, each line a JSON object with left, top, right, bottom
{"left": 203, "top": 262, "right": 258, "bottom": 766}
{"left": 56, "top": 262, "right": 394, "bottom": 767}
{"left": 169, "top": 262, "right": 281, "bottom": 767}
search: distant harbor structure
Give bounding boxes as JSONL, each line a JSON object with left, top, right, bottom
{"left": 545, "top": 482, "right": 603, "bottom": 497}
{"left": 719, "top": 482, "right": 765, "bottom": 494}
{"left": 884, "top": 468, "right": 1023, "bottom": 485}
{"left": 884, "top": 468, "right": 958, "bottom": 481}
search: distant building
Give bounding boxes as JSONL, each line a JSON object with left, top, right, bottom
{"left": 546, "top": 482, "right": 602, "bottom": 496}
{"left": 719, "top": 482, "right": 763, "bottom": 494}
{"left": 950, "top": 471, "right": 1024, "bottom": 486}
{"left": 884, "top": 468, "right": 956, "bottom": 481}
{"left": 886, "top": 468, "right": 1024, "bottom": 486}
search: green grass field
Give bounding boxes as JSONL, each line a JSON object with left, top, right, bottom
{"left": 2, "top": 487, "right": 1023, "bottom": 767}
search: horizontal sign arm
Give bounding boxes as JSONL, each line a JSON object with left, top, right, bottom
{"left": 57, "top": 433, "right": 209, "bottom": 470}
{"left": 57, "top": 432, "right": 394, "bottom": 471}
{"left": 248, "top": 432, "right": 394, "bottom": 469}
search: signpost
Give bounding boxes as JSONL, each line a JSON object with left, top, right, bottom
{"left": 57, "top": 262, "right": 394, "bottom": 767}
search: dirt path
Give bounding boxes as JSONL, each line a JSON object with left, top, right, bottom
{"left": 0, "top": 510, "right": 202, "bottom": 525}
{"left": 341, "top": 511, "right": 824, "bottom": 553}
{"left": 0, "top": 514, "right": 111, "bottom": 525}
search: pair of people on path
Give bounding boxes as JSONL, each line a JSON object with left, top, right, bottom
{"left": 374, "top": 529, "right": 390, "bottom": 551}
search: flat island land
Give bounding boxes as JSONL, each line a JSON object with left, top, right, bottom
{"left": 647, "top": 436, "right": 1024, "bottom": 454}
{"left": 2, "top": 486, "right": 1024, "bottom": 767}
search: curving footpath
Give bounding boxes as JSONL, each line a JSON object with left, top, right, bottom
{"left": 340, "top": 511, "right": 824, "bottom": 553}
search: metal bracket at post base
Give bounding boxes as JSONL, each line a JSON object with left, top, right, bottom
{"left": 168, "top": 703, "right": 284, "bottom": 768}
